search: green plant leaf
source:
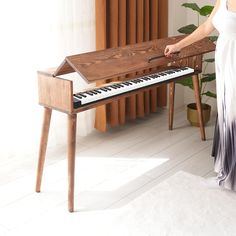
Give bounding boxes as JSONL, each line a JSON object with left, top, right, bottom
{"left": 182, "top": 3, "right": 200, "bottom": 13}
{"left": 202, "top": 91, "right": 217, "bottom": 98}
{"left": 200, "top": 5, "right": 214, "bottom": 16}
{"left": 209, "top": 35, "right": 218, "bottom": 42}
{"left": 178, "top": 24, "right": 197, "bottom": 34}
{"left": 204, "top": 58, "right": 215, "bottom": 63}
{"left": 178, "top": 3, "right": 217, "bottom": 101}
{"left": 201, "top": 73, "right": 216, "bottom": 83}
{"left": 176, "top": 77, "right": 193, "bottom": 89}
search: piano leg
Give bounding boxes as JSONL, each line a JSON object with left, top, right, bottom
{"left": 68, "top": 113, "right": 77, "bottom": 212}
{"left": 192, "top": 74, "right": 206, "bottom": 141}
{"left": 36, "top": 107, "right": 52, "bottom": 192}
{"left": 169, "top": 82, "right": 175, "bottom": 130}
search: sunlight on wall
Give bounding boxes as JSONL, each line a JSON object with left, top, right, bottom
{"left": 0, "top": 1, "right": 95, "bottom": 158}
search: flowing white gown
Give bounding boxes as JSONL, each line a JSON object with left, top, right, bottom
{"left": 212, "top": 0, "right": 236, "bottom": 190}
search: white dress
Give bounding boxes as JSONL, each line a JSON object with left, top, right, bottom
{"left": 212, "top": 0, "right": 236, "bottom": 190}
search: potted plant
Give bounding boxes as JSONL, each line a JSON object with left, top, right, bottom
{"left": 177, "top": 3, "right": 217, "bottom": 127}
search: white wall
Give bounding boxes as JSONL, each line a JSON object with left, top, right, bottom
{"left": 168, "top": 0, "right": 187, "bottom": 109}
{"left": 0, "top": 1, "right": 96, "bottom": 159}
{"left": 168, "top": 0, "right": 217, "bottom": 112}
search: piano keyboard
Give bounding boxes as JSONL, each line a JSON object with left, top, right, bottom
{"left": 73, "top": 67, "right": 194, "bottom": 108}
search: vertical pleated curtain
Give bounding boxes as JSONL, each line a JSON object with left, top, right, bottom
{"left": 95, "top": 0, "right": 168, "bottom": 132}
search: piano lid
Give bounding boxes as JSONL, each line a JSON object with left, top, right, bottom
{"left": 53, "top": 35, "right": 215, "bottom": 83}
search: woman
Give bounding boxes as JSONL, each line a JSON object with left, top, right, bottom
{"left": 165, "top": 0, "right": 236, "bottom": 191}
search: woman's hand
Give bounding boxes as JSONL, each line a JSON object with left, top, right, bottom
{"left": 164, "top": 43, "right": 181, "bottom": 57}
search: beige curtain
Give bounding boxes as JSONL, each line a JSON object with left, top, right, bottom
{"left": 95, "top": 0, "right": 168, "bottom": 132}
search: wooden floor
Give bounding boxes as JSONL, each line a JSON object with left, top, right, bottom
{"left": 0, "top": 106, "right": 216, "bottom": 235}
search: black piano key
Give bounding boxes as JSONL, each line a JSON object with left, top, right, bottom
{"left": 74, "top": 94, "right": 83, "bottom": 99}
{"left": 149, "top": 75, "right": 159, "bottom": 79}
{"left": 159, "top": 73, "right": 167, "bottom": 76}
{"left": 86, "top": 91, "right": 94, "bottom": 96}
{"left": 100, "top": 88, "right": 108, "bottom": 92}
{"left": 79, "top": 93, "right": 87, "bottom": 98}
{"left": 166, "top": 71, "right": 174, "bottom": 75}
{"left": 101, "top": 87, "right": 108, "bottom": 91}
{"left": 142, "top": 77, "right": 151, "bottom": 81}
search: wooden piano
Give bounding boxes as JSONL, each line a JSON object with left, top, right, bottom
{"left": 36, "top": 35, "right": 215, "bottom": 212}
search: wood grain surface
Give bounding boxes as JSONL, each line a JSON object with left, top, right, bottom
{"left": 54, "top": 36, "right": 215, "bottom": 83}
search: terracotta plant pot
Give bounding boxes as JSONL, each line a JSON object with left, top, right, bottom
{"left": 187, "top": 103, "right": 211, "bottom": 127}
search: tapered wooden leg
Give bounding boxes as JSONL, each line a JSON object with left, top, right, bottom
{"left": 36, "top": 107, "right": 52, "bottom": 192}
{"left": 68, "top": 114, "right": 77, "bottom": 212}
{"left": 192, "top": 74, "right": 206, "bottom": 141}
{"left": 169, "top": 82, "right": 175, "bottom": 130}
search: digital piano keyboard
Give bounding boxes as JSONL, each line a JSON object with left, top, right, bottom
{"left": 36, "top": 35, "right": 216, "bottom": 212}
{"left": 73, "top": 67, "right": 194, "bottom": 108}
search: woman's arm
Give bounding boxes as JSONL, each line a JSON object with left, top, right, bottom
{"left": 164, "top": 0, "right": 220, "bottom": 57}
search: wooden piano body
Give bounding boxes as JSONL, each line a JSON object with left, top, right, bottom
{"left": 36, "top": 35, "right": 215, "bottom": 212}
